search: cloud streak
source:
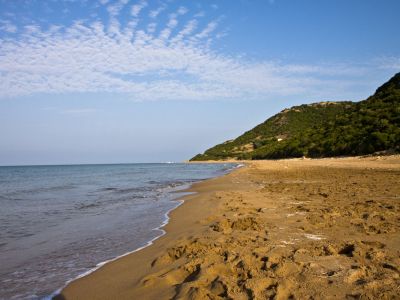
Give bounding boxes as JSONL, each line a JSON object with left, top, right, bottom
{"left": 0, "top": 2, "right": 393, "bottom": 101}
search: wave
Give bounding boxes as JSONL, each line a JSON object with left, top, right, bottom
{"left": 46, "top": 181, "right": 214, "bottom": 299}
{"left": 46, "top": 198, "right": 184, "bottom": 300}
{"left": 40, "top": 165, "right": 239, "bottom": 300}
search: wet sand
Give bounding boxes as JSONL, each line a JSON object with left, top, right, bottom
{"left": 57, "top": 156, "right": 400, "bottom": 299}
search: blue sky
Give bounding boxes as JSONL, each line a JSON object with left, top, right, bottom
{"left": 0, "top": 0, "right": 399, "bottom": 165}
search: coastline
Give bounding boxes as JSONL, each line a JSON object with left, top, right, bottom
{"left": 50, "top": 163, "right": 241, "bottom": 299}
{"left": 48, "top": 194, "right": 185, "bottom": 300}
{"left": 54, "top": 163, "right": 245, "bottom": 300}
{"left": 56, "top": 156, "right": 400, "bottom": 299}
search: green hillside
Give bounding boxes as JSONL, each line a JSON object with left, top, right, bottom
{"left": 191, "top": 73, "right": 400, "bottom": 161}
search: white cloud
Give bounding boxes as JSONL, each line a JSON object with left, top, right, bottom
{"left": 0, "top": 20, "right": 17, "bottom": 33}
{"left": 149, "top": 4, "right": 166, "bottom": 18}
{"left": 0, "top": 4, "right": 392, "bottom": 102}
{"left": 23, "top": 24, "right": 41, "bottom": 34}
{"left": 167, "top": 18, "right": 178, "bottom": 29}
{"left": 107, "top": 0, "right": 129, "bottom": 17}
{"left": 177, "top": 6, "right": 188, "bottom": 15}
{"left": 194, "top": 11, "right": 205, "bottom": 18}
{"left": 147, "top": 22, "right": 157, "bottom": 33}
{"left": 131, "top": 0, "right": 148, "bottom": 17}
{"left": 171, "top": 20, "right": 198, "bottom": 43}
{"left": 193, "top": 21, "right": 218, "bottom": 40}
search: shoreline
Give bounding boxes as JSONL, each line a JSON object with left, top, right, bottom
{"left": 51, "top": 164, "right": 241, "bottom": 300}
{"left": 56, "top": 156, "right": 400, "bottom": 299}
{"left": 48, "top": 197, "right": 184, "bottom": 300}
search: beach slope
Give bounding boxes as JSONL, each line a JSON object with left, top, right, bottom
{"left": 57, "top": 156, "right": 400, "bottom": 299}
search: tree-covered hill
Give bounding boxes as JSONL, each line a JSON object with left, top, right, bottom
{"left": 190, "top": 73, "right": 400, "bottom": 161}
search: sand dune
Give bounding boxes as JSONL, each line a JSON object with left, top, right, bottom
{"left": 57, "top": 156, "right": 400, "bottom": 300}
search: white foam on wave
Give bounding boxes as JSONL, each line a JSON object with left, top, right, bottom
{"left": 46, "top": 165, "right": 239, "bottom": 300}
{"left": 45, "top": 195, "right": 185, "bottom": 300}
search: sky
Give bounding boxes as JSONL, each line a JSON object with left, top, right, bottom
{"left": 0, "top": 0, "right": 399, "bottom": 165}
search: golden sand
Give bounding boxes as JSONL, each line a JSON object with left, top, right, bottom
{"left": 56, "top": 156, "right": 400, "bottom": 299}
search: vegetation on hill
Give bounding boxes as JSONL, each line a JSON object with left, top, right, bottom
{"left": 191, "top": 73, "right": 400, "bottom": 161}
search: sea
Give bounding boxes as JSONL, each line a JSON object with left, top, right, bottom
{"left": 0, "top": 163, "right": 238, "bottom": 300}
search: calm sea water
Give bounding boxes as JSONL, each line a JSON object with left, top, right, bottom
{"left": 0, "top": 163, "right": 237, "bottom": 300}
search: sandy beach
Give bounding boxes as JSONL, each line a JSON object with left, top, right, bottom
{"left": 56, "top": 156, "right": 400, "bottom": 300}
